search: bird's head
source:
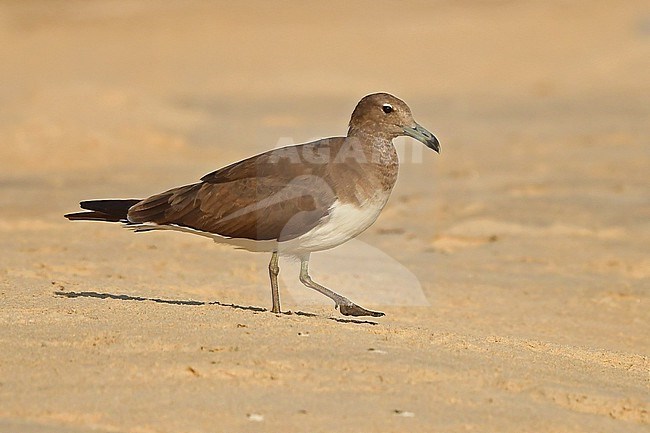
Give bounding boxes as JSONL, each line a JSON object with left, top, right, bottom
{"left": 348, "top": 92, "right": 440, "bottom": 153}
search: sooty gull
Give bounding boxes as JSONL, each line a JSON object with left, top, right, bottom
{"left": 65, "top": 92, "right": 440, "bottom": 317}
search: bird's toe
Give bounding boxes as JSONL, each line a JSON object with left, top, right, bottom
{"left": 338, "top": 303, "right": 385, "bottom": 317}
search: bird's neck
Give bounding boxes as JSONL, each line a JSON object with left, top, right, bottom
{"left": 339, "top": 131, "right": 399, "bottom": 192}
{"left": 344, "top": 130, "right": 398, "bottom": 165}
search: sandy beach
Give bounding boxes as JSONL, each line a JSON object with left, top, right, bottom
{"left": 1, "top": 1, "right": 648, "bottom": 431}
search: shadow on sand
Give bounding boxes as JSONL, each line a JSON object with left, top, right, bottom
{"left": 54, "top": 290, "right": 378, "bottom": 325}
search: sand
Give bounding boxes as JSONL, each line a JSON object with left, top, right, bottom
{"left": 0, "top": 1, "right": 648, "bottom": 432}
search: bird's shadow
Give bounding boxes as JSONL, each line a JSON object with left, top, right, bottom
{"left": 53, "top": 290, "right": 379, "bottom": 325}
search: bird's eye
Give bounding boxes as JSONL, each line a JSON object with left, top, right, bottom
{"left": 382, "top": 104, "right": 393, "bottom": 114}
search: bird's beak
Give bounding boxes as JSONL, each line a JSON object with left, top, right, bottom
{"left": 402, "top": 122, "right": 440, "bottom": 153}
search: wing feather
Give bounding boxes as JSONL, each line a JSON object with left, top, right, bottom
{"left": 127, "top": 140, "right": 344, "bottom": 241}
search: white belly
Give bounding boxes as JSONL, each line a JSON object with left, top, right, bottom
{"left": 279, "top": 193, "right": 390, "bottom": 256}
{"left": 125, "top": 193, "right": 391, "bottom": 257}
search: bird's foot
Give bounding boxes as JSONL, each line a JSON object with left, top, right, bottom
{"left": 338, "top": 303, "right": 385, "bottom": 317}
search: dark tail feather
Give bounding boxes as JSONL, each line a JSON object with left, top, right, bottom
{"left": 64, "top": 210, "right": 124, "bottom": 222}
{"left": 65, "top": 199, "right": 142, "bottom": 223}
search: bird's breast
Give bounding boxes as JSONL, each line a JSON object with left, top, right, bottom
{"left": 278, "top": 191, "right": 391, "bottom": 255}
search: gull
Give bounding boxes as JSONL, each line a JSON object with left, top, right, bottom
{"left": 65, "top": 93, "right": 440, "bottom": 317}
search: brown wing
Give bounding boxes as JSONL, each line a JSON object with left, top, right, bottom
{"left": 127, "top": 140, "right": 343, "bottom": 241}
{"left": 200, "top": 137, "right": 340, "bottom": 184}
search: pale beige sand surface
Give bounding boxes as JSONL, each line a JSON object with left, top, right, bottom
{"left": 0, "top": 1, "right": 648, "bottom": 432}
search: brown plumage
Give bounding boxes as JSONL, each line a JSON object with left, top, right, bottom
{"left": 65, "top": 92, "right": 440, "bottom": 317}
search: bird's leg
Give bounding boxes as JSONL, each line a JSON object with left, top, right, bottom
{"left": 268, "top": 251, "right": 281, "bottom": 313}
{"left": 298, "top": 255, "right": 384, "bottom": 317}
